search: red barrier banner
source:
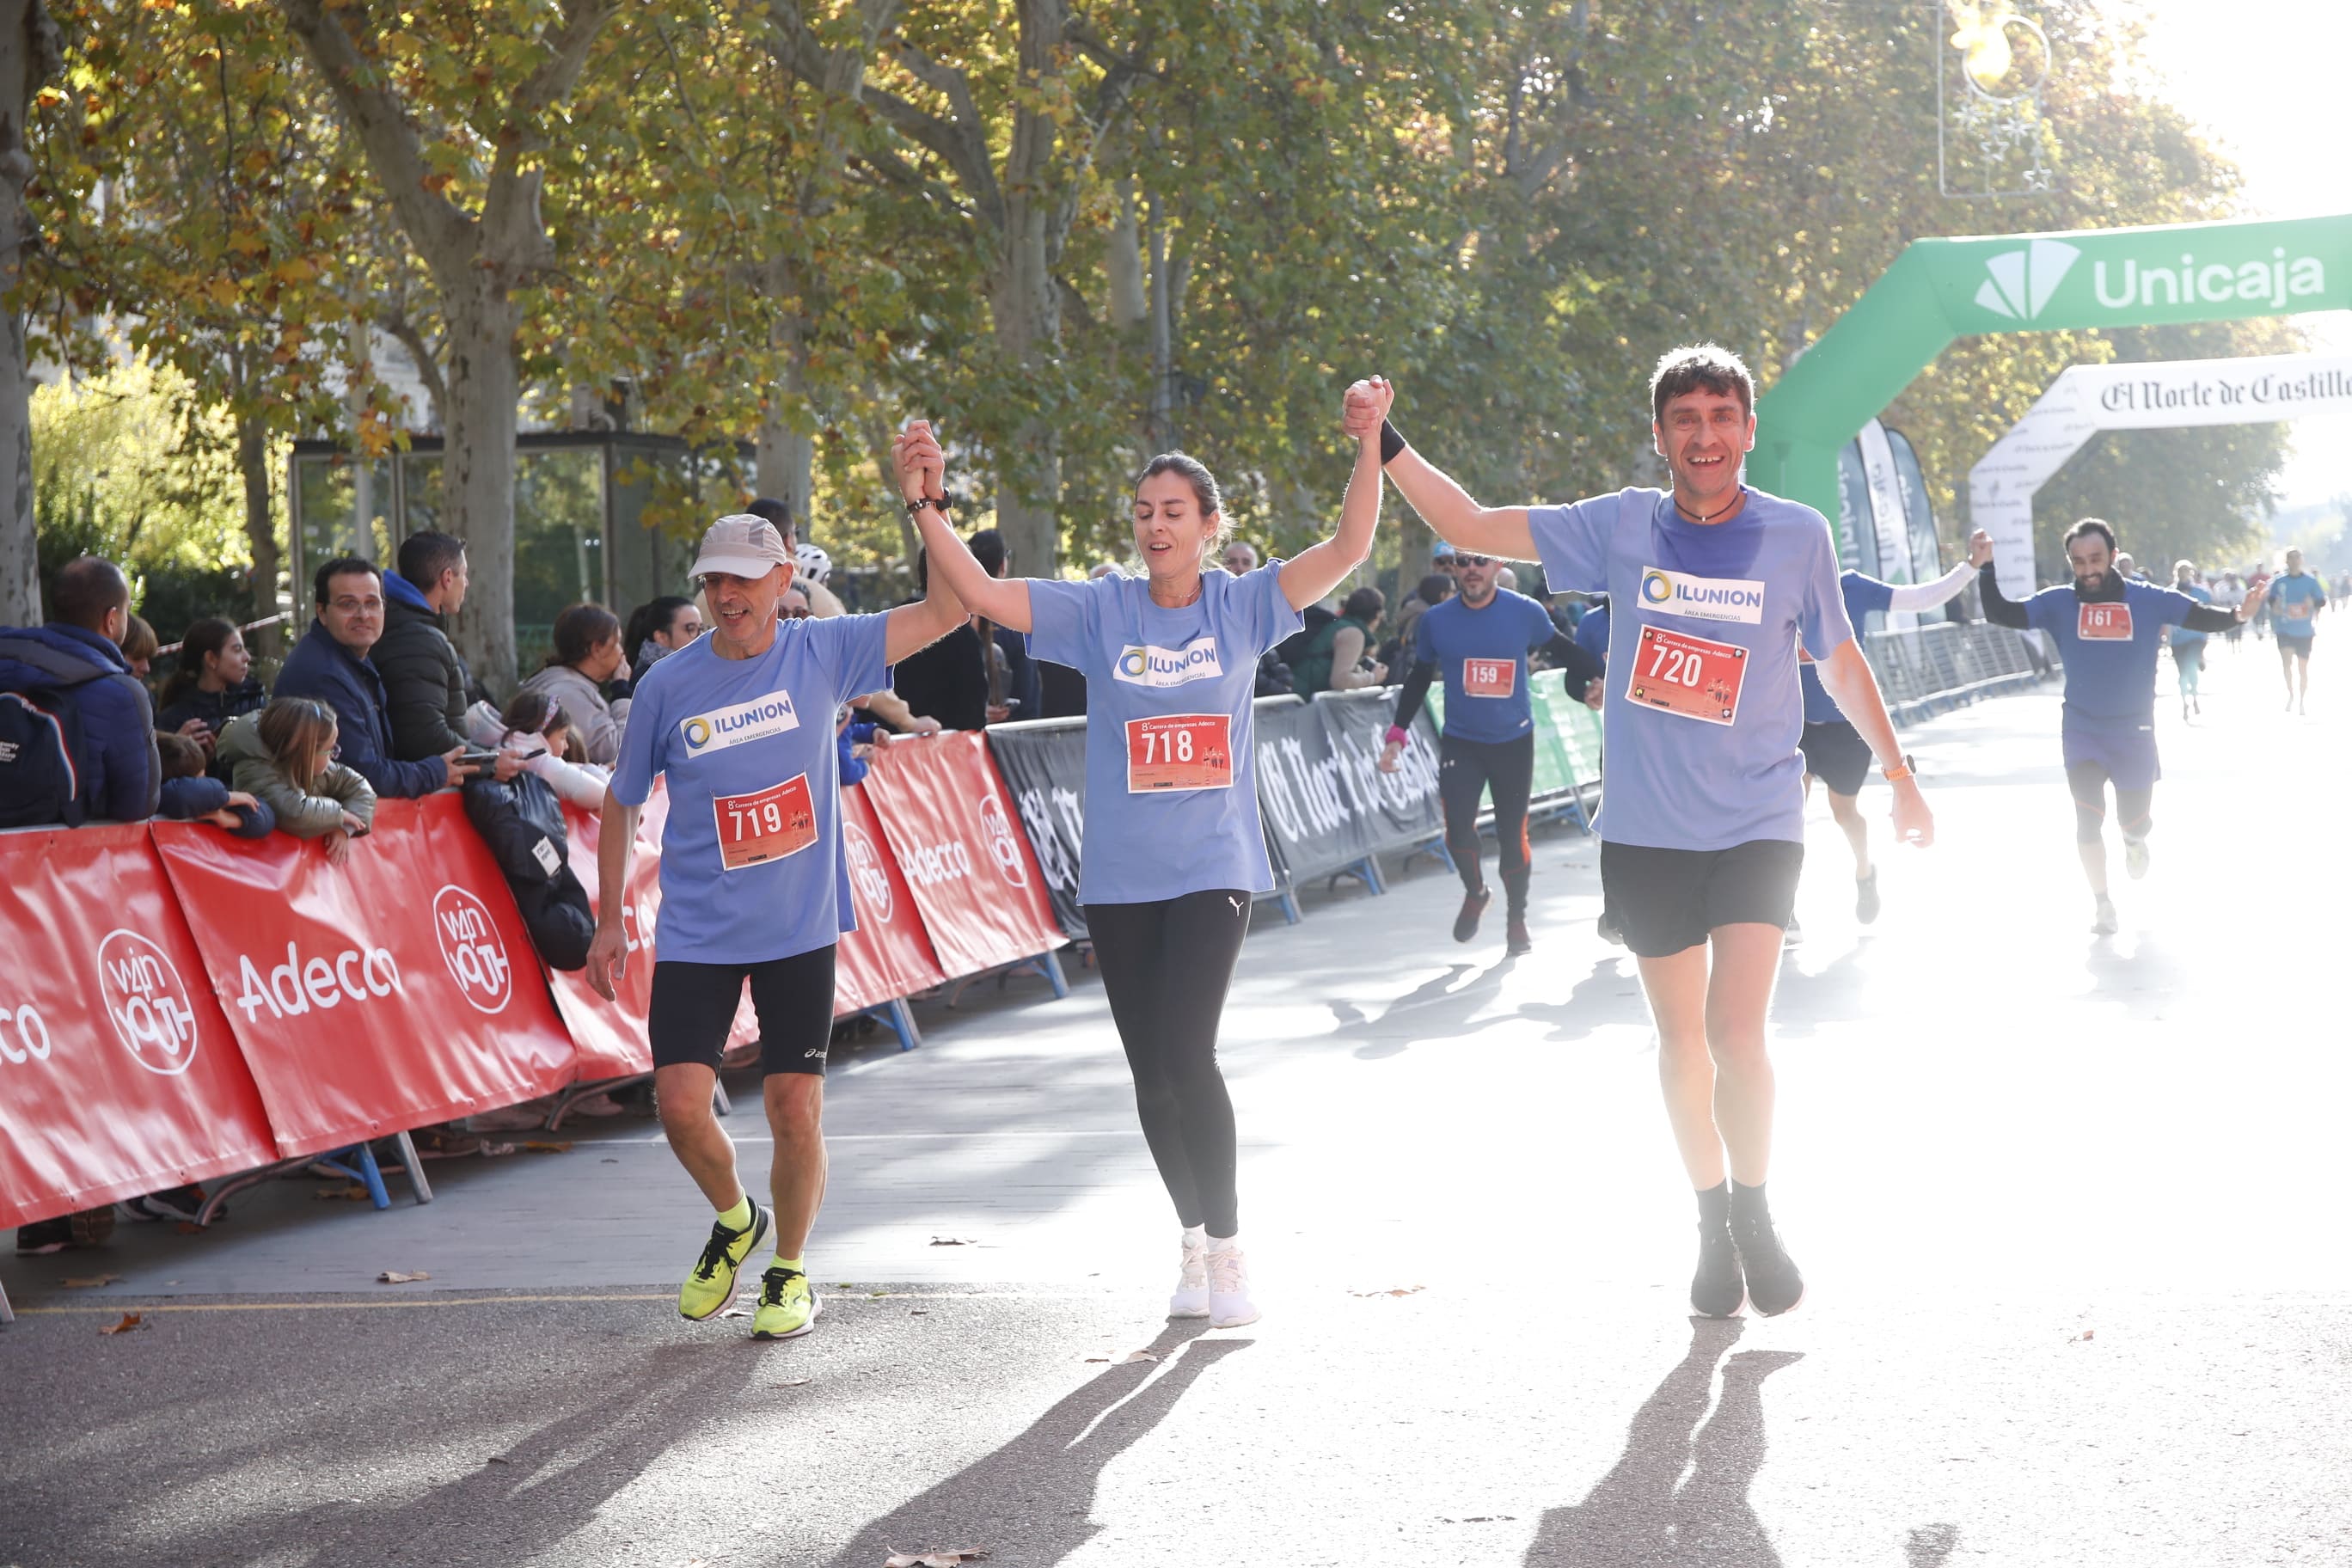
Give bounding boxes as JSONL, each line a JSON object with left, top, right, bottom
{"left": 550, "top": 799, "right": 665, "bottom": 1081}
{"left": 836, "top": 781, "right": 947, "bottom": 1015}
{"left": 861, "top": 732, "right": 1063, "bottom": 980}
{"left": 153, "top": 795, "right": 578, "bottom": 1157}
{"left": 0, "top": 824, "right": 279, "bottom": 1229}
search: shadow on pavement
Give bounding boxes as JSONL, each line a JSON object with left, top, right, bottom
{"left": 816, "top": 1319, "right": 1236, "bottom": 1567}
{"left": 1517, "top": 955, "right": 1651, "bottom": 1044}
{"left": 1522, "top": 1319, "right": 1801, "bottom": 1566}
{"left": 1770, "top": 939, "right": 1870, "bottom": 1039}
{"left": 1327, "top": 962, "right": 1520, "bottom": 1059}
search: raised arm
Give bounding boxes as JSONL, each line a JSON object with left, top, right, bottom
{"left": 1971, "top": 532, "right": 2032, "bottom": 632}
{"left": 882, "top": 420, "right": 978, "bottom": 660}
{"left": 1886, "top": 539, "right": 1987, "bottom": 612}
{"left": 1343, "top": 379, "right": 1538, "bottom": 562}
{"left": 897, "top": 420, "right": 1033, "bottom": 635}
{"left": 1278, "top": 377, "right": 1388, "bottom": 612}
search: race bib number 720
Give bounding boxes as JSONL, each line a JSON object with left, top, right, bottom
{"left": 712, "top": 775, "right": 818, "bottom": 870}
{"left": 1125, "top": 714, "right": 1234, "bottom": 793}
{"left": 1627, "top": 624, "right": 1747, "bottom": 726}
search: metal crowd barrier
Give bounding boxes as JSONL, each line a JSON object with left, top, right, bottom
{"left": 1860, "top": 621, "right": 2051, "bottom": 726}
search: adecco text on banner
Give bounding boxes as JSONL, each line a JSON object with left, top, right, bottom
{"left": 433, "top": 884, "right": 515, "bottom": 1014}
{"left": 0, "top": 1000, "right": 52, "bottom": 1065}
{"left": 233, "top": 940, "right": 402, "bottom": 1023}
{"left": 96, "top": 928, "right": 202, "bottom": 1076}
{"left": 898, "top": 838, "right": 975, "bottom": 888}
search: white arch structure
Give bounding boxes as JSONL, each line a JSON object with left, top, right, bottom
{"left": 1969, "top": 352, "right": 2352, "bottom": 596}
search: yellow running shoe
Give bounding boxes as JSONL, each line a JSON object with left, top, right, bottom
{"left": 751, "top": 1263, "right": 820, "bottom": 1339}
{"left": 678, "top": 1202, "right": 770, "bottom": 1320}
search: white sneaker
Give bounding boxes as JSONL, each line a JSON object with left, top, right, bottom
{"left": 1207, "top": 1239, "right": 1260, "bottom": 1328}
{"left": 1168, "top": 1228, "right": 1210, "bottom": 1319}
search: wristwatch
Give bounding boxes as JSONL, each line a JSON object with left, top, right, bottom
{"left": 905, "top": 496, "right": 950, "bottom": 520}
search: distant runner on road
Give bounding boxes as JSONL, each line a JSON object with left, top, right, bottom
{"left": 902, "top": 397, "right": 1387, "bottom": 1332}
{"left": 1378, "top": 550, "right": 1603, "bottom": 955}
{"left": 2267, "top": 547, "right": 2325, "bottom": 714}
{"left": 585, "top": 506, "right": 964, "bottom": 1342}
{"left": 1357, "top": 343, "right": 1932, "bottom": 1320}
{"left": 1793, "top": 544, "right": 1983, "bottom": 931}
{"left": 2168, "top": 560, "right": 2212, "bottom": 720}
{"left": 1975, "top": 520, "right": 2259, "bottom": 936}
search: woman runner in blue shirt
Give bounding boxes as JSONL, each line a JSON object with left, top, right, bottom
{"left": 895, "top": 394, "right": 1390, "bottom": 1329}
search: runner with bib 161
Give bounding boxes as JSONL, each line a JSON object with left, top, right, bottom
{"left": 895, "top": 397, "right": 1387, "bottom": 1331}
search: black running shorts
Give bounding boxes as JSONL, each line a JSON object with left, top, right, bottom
{"left": 1599, "top": 839, "right": 1804, "bottom": 959}
{"left": 1798, "top": 719, "right": 1873, "bottom": 796}
{"left": 647, "top": 946, "right": 837, "bottom": 1076}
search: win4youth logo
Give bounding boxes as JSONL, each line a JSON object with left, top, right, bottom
{"left": 1973, "top": 238, "right": 2079, "bottom": 322}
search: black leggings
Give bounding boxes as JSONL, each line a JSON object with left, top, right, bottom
{"left": 1440, "top": 732, "right": 1536, "bottom": 916}
{"left": 2067, "top": 762, "right": 2153, "bottom": 847}
{"left": 1084, "top": 890, "right": 1252, "bottom": 1237}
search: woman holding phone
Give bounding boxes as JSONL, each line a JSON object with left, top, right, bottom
{"left": 894, "top": 386, "right": 1390, "bottom": 1327}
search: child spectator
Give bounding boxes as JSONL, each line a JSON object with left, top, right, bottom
{"left": 463, "top": 689, "right": 613, "bottom": 810}
{"left": 836, "top": 699, "right": 885, "bottom": 787}
{"left": 156, "top": 617, "right": 269, "bottom": 769}
{"left": 217, "top": 696, "right": 375, "bottom": 866}
{"left": 153, "top": 731, "right": 274, "bottom": 838}
{"left": 120, "top": 615, "right": 159, "bottom": 680}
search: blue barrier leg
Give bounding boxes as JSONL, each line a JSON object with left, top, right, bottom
{"left": 885, "top": 998, "right": 923, "bottom": 1050}
{"left": 1357, "top": 855, "right": 1387, "bottom": 895}
{"left": 1280, "top": 887, "right": 1302, "bottom": 924}
{"left": 1038, "top": 947, "right": 1069, "bottom": 999}
{"left": 352, "top": 1143, "right": 393, "bottom": 1211}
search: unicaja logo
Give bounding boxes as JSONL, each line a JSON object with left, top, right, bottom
{"left": 1974, "top": 238, "right": 2079, "bottom": 321}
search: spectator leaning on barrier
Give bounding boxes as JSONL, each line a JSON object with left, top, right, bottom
{"left": 379, "top": 530, "right": 514, "bottom": 775}
{"left": 0, "top": 554, "right": 161, "bottom": 826}
{"left": 462, "top": 695, "right": 596, "bottom": 972}
{"left": 276, "top": 560, "right": 475, "bottom": 799}
{"left": 466, "top": 688, "right": 612, "bottom": 811}
{"left": 1289, "top": 585, "right": 1389, "bottom": 696}
{"left": 518, "top": 603, "right": 632, "bottom": 766}
{"left": 156, "top": 617, "right": 268, "bottom": 765}
{"left": 624, "top": 595, "right": 702, "bottom": 683}
{"left": 154, "top": 730, "right": 273, "bottom": 837}
{"left": 217, "top": 695, "right": 376, "bottom": 867}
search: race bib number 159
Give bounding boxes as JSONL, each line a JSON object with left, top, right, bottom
{"left": 713, "top": 775, "right": 818, "bottom": 870}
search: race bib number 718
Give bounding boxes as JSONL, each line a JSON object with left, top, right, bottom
{"left": 1125, "top": 714, "right": 1234, "bottom": 793}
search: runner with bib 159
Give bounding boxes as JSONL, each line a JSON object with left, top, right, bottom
{"left": 896, "top": 397, "right": 1387, "bottom": 1330}
{"left": 584, "top": 503, "right": 965, "bottom": 1342}
{"left": 1351, "top": 344, "right": 1930, "bottom": 1319}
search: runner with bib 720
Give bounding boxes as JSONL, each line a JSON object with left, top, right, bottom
{"left": 1351, "top": 344, "right": 1927, "bottom": 1320}
{"left": 895, "top": 397, "right": 1388, "bottom": 1330}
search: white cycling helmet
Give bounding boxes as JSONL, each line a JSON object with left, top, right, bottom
{"left": 793, "top": 542, "right": 832, "bottom": 585}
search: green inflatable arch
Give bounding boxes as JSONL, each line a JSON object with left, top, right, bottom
{"left": 1752, "top": 213, "right": 2352, "bottom": 537}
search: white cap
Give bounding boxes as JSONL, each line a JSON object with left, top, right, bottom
{"left": 689, "top": 514, "right": 793, "bottom": 580}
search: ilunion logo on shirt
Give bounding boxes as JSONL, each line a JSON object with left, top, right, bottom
{"left": 679, "top": 690, "right": 800, "bottom": 756}
{"left": 1639, "top": 567, "right": 1765, "bottom": 626}
{"left": 1113, "top": 635, "right": 1222, "bottom": 687}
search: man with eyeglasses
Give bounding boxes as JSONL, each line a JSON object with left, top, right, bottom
{"left": 276, "top": 557, "right": 482, "bottom": 799}
{"left": 1379, "top": 547, "right": 1602, "bottom": 954}
{"left": 1351, "top": 344, "right": 1932, "bottom": 1320}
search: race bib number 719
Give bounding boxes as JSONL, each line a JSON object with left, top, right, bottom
{"left": 713, "top": 775, "right": 818, "bottom": 870}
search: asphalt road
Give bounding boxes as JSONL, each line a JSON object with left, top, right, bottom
{"left": 5, "top": 647, "right": 2349, "bottom": 1567}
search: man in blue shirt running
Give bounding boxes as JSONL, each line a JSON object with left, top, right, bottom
{"left": 2166, "top": 560, "right": 2213, "bottom": 720}
{"left": 1355, "top": 345, "right": 1932, "bottom": 1321}
{"left": 1377, "top": 551, "right": 1602, "bottom": 954}
{"left": 2266, "top": 548, "right": 2326, "bottom": 715}
{"left": 1976, "top": 519, "right": 2257, "bottom": 935}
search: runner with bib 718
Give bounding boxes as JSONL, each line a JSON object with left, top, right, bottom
{"left": 1350, "top": 344, "right": 1927, "bottom": 1320}
{"left": 894, "top": 396, "right": 1388, "bottom": 1331}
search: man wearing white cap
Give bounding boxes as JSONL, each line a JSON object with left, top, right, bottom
{"left": 585, "top": 494, "right": 962, "bottom": 1341}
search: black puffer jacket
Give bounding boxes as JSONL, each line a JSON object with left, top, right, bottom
{"left": 462, "top": 770, "right": 595, "bottom": 971}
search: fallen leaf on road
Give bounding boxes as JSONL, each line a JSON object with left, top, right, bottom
{"left": 778, "top": 1377, "right": 811, "bottom": 1387}
{"left": 910, "top": 1308, "right": 929, "bottom": 1315}
{"left": 885, "top": 1551, "right": 989, "bottom": 1566}
{"left": 719, "top": 1305, "right": 750, "bottom": 1319}
{"left": 521, "top": 1141, "right": 573, "bottom": 1154}
{"left": 175, "top": 1222, "right": 203, "bottom": 1235}
{"left": 377, "top": 1271, "right": 432, "bottom": 1284}
{"left": 61, "top": 1273, "right": 122, "bottom": 1289}
{"left": 599, "top": 1157, "right": 619, "bottom": 1164}
{"left": 1350, "top": 1285, "right": 1425, "bottom": 1298}
{"left": 99, "top": 1313, "right": 145, "bottom": 1335}
{"left": 2069, "top": 1328, "right": 2097, "bottom": 1344}
{"left": 867, "top": 1291, "right": 891, "bottom": 1299}
{"left": 486, "top": 1455, "right": 511, "bottom": 1466}
{"left": 1118, "top": 1351, "right": 1159, "bottom": 1364}
{"left": 928, "top": 1236, "right": 977, "bottom": 1246}
{"left": 315, "top": 1185, "right": 371, "bottom": 1201}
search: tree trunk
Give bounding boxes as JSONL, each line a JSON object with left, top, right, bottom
{"left": 990, "top": 209, "right": 1063, "bottom": 578}
{"left": 755, "top": 306, "right": 815, "bottom": 534}
{"left": 1106, "top": 178, "right": 1146, "bottom": 329}
{"left": 441, "top": 285, "right": 523, "bottom": 695}
{"left": 0, "top": 0, "right": 55, "bottom": 628}
{"left": 235, "top": 410, "right": 284, "bottom": 658}
{"left": 1146, "top": 192, "right": 1174, "bottom": 453}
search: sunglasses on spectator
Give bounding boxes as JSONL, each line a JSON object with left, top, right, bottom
{"left": 1455, "top": 554, "right": 1496, "bottom": 567}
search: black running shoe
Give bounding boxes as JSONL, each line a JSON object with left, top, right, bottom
{"left": 1452, "top": 886, "right": 1491, "bottom": 943}
{"left": 127, "top": 1185, "right": 211, "bottom": 1223}
{"left": 1505, "top": 916, "right": 1533, "bottom": 956}
{"left": 1855, "top": 868, "right": 1881, "bottom": 925}
{"left": 1731, "top": 1213, "right": 1805, "bottom": 1316}
{"left": 1691, "top": 1222, "right": 1745, "bottom": 1318}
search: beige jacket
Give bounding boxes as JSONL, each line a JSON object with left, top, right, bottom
{"left": 217, "top": 714, "right": 377, "bottom": 839}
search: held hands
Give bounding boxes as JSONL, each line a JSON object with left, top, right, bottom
{"left": 893, "top": 420, "right": 946, "bottom": 504}
{"left": 1968, "top": 529, "right": 1994, "bottom": 568}
{"left": 1341, "top": 377, "right": 1394, "bottom": 440}
{"left": 585, "top": 922, "right": 628, "bottom": 1002}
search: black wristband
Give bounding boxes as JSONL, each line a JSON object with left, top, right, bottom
{"left": 905, "top": 496, "right": 949, "bottom": 521}
{"left": 1378, "top": 419, "right": 1406, "bottom": 466}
